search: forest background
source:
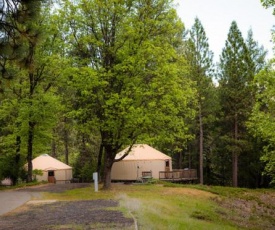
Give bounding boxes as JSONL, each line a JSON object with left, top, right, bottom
{"left": 0, "top": 0, "right": 275, "bottom": 189}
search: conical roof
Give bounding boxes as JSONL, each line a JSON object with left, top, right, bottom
{"left": 115, "top": 144, "right": 171, "bottom": 161}
{"left": 32, "top": 154, "right": 72, "bottom": 171}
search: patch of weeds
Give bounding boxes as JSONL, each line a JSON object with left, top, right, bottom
{"left": 51, "top": 224, "right": 83, "bottom": 229}
{"left": 51, "top": 223, "right": 134, "bottom": 230}
{"left": 163, "top": 182, "right": 184, "bottom": 188}
{"left": 190, "top": 210, "right": 213, "bottom": 221}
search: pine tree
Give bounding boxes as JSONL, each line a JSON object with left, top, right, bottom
{"left": 218, "top": 21, "right": 261, "bottom": 187}
{"left": 184, "top": 17, "right": 215, "bottom": 184}
{"left": 0, "top": 1, "right": 65, "bottom": 183}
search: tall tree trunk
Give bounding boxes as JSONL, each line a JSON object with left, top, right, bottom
{"left": 232, "top": 113, "right": 238, "bottom": 187}
{"left": 64, "top": 128, "right": 69, "bottom": 165}
{"left": 27, "top": 121, "right": 35, "bottom": 182}
{"left": 199, "top": 104, "right": 204, "bottom": 184}
{"left": 12, "top": 135, "right": 21, "bottom": 185}
{"left": 51, "top": 129, "right": 57, "bottom": 158}
{"left": 96, "top": 143, "right": 104, "bottom": 179}
{"left": 179, "top": 151, "right": 183, "bottom": 169}
{"left": 51, "top": 139, "right": 56, "bottom": 158}
{"left": 232, "top": 152, "right": 238, "bottom": 187}
{"left": 27, "top": 69, "right": 35, "bottom": 183}
{"left": 103, "top": 148, "right": 114, "bottom": 190}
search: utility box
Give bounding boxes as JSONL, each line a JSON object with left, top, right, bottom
{"left": 93, "top": 172, "right": 98, "bottom": 192}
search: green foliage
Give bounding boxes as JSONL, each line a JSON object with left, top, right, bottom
{"left": 261, "top": 0, "right": 275, "bottom": 15}
{"left": 183, "top": 17, "right": 217, "bottom": 184}
{"left": 0, "top": 0, "right": 66, "bottom": 183}
{"left": 32, "top": 169, "right": 43, "bottom": 181}
{"left": 217, "top": 21, "right": 267, "bottom": 187}
{"left": 261, "top": 147, "right": 275, "bottom": 185}
{"left": 0, "top": 0, "right": 273, "bottom": 189}
{"left": 56, "top": 0, "right": 196, "bottom": 188}
{"left": 0, "top": 153, "right": 26, "bottom": 183}
{"left": 248, "top": 66, "right": 275, "bottom": 185}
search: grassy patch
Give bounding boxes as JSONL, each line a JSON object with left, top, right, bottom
{"left": 42, "top": 183, "right": 275, "bottom": 230}
{"left": 44, "top": 183, "right": 235, "bottom": 229}
{"left": 50, "top": 223, "right": 134, "bottom": 230}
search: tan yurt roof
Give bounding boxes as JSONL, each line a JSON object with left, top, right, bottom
{"left": 32, "top": 154, "right": 72, "bottom": 171}
{"left": 115, "top": 144, "right": 171, "bottom": 161}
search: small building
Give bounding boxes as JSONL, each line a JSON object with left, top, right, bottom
{"left": 1, "top": 178, "right": 12, "bottom": 186}
{"left": 32, "top": 154, "right": 72, "bottom": 184}
{"left": 111, "top": 144, "right": 172, "bottom": 181}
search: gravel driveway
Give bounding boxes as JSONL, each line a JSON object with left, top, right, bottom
{"left": 0, "top": 184, "right": 134, "bottom": 230}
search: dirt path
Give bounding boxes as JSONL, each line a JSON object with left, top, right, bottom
{"left": 0, "top": 191, "right": 40, "bottom": 216}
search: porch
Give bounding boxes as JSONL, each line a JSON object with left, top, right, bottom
{"left": 159, "top": 169, "right": 197, "bottom": 182}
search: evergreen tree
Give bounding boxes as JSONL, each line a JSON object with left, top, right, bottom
{"left": 184, "top": 17, "right": 216, "bottom": 184}
{"left": 0, "top": 1, "right": 65, "bottom": 183}
{"left": 219, "top": 21, "right": 252, "bottom": 187}
{"left": 218, "top": 21, "right": 266, "bottom": 187}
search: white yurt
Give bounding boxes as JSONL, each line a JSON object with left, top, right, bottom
{"left": 111, "top": 144, "right": 172, "bottom": 181}
{"left": 32, "top": 154, "right": 72, "bottom": 183}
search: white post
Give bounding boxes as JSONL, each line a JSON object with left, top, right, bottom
{"left": 93, "top": 172, "right": 98, "bottom": 192}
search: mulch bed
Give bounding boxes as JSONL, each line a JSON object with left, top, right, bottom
{"left": 0, "top": 200, "right": 134, "bottom": 230}
{"left": 0, "top": 184, "right": 134, "bottom": 230}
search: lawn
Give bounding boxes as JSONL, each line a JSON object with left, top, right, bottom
{"left": 43, "top": 182, "right": 275, "bottom": 230}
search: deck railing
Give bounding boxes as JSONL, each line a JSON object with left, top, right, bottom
{"left": 159, "top": 169, "right": 197, "bottom": 181}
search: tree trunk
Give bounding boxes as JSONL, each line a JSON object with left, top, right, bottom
{"left": 96, "top": 143, "right": 104, "bottom": 178}
{"left": 232, "top": 113, "right": 238, "bottom": 187}
{"left": 27, "top": 47, "right": 35, "bottom": 183}
{"left": 103, "top": 152, "right": 114, "bottom": 190}
{"left": 27, "top": 121, "right": 35, "bottom": 182}
{"left": 199, "top": 105, "right": 204, "bottom": 184}
{"left": 64, "top": 128, "right": 69, "bottom": 165}
{"left": 51, "top": 135, "right": 57, "bottom": 158}
{"left": 232, "top": 152, "right": 238, "bottom": 187}
{"left": 12, "top": 135, "right": 21, "bottom": 185}
{"left": 179, "top": 151, "right": 183, "bottom": 169}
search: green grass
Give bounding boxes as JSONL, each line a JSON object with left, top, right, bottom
{"left": 43, "top": 183, "right": 239, "bottom": 229}
{"left": 4, "top": 181, "right": 273, "bottom": 229}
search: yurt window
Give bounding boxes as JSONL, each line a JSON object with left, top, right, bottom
{"left": 48, "top": 171, "right": 54, "bottom": 177}
{"left": 165, "top": 160, "right": 169, "bottom": 167}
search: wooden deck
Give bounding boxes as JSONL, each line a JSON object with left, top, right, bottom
{"left": 159, "top": 169, "right": 197, "bottom": 182}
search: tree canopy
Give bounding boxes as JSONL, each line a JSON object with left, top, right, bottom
{"left": 0, "top": 0, "right": 274, "bottom": 189}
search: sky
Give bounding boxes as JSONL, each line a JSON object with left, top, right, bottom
{"left": 175, "top": 0, "right": 275, "bottom": 62}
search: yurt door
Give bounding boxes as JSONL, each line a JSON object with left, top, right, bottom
{"left": 48, "top": 170, "right": 55, "bottom": 183}
{"left": 165, "top": 160, "right": 170, "bottom": 179}
{"left": 165, "top": 160, "right": 170, "bottom": 171}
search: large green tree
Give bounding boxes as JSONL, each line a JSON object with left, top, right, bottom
{"left": 218, "top": 21, "right": 267, "bottom": 187}
{"left": 57, "top": 0, "right": 195, "bottom": 189}
{"left": 0, "top": 0, "right": 65, "bottom": 183}
{"left": 248, "top": 66, "right": 275, "bottom": 185}
{"left": 0, "top": 0, "right": 46, "bottom": 183}
{"left": 184, "top": 17, "right": 216, "bottom": 184}
{"left": 219, "top": 21, "right": 254, "bottom": 187}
